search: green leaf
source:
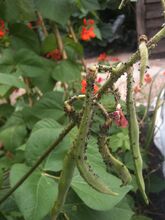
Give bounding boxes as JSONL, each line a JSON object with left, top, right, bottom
{"left": 4, "top": 0, "right": 35, "bottom": 22}
{"left": 0, "top": 73, "right": 25, "bottom": 88}
{"left": 25, "top": 118, "right": 70, "bottom": 170}
{"left": 0, "top": 124, "right": 27, "bottom": 151}
{"left": 64, "top": 190, "right": 134, "bottom": 220}
{"left": 9, "top": 23, "right": 40, "bottom": 54}
{"left": 71, "top": 138, "right": 132, "bottom": 211}
{"left": 41, "top": 34, "right": 57, "bottom": 54}
{"left": 52, "top": 60, "right": 81, "bottom": 82}
{"left": 110, "top": 132, "right": 130, "bottom": 152}
{"left": 35, "top": 0, "right": 75, "bottom": 26}
{"left": 10, "top": 163, "right": 58, "bottom": 220}
{"left": 31, "top": 91, "right": 65, "bottom": 121}
{"left": 76, "top": 0, "right": 101, "bottom": 11}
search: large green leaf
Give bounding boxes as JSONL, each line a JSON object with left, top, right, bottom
{"left": 3, "top": 0, "right": 35, "bottom": 22}
{"left": 71, "top": 139, "right": 132, "bottom": 211}
{"left": 34, "top": 0, "right": 75, "bottom": 26}
{"left": 64, "top": 190, "right": 134, "bottom": 220}
{"left": 31, "top": 91, "right": 65, "bottom": 121}
{"left": 0, "top": 49, "right": 54, "bottom": 78}
{"left": 52, "top": 60, "right": 81, "bottom": 82}
{"left": 10, "top": 163, "right": 58, "bottom": 220}
{"left": 25, "top": 118, "right": 70, "bottom": 169}
{"left": 9, "top": 23, "right": 40, "bottom": 53}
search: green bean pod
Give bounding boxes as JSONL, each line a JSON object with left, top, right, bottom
{"left": 139, "top": 35, "right": 149, "bottom": 86}
{"left": 75, "top": 67, "right": 117, "bottom": 196}
{"left": 98, "top": 121, "right": 132, "bottom": 186}
{"left": 127, "top": 67, "right": 149, "bottom": 204}
{"left": 52, "top": 147, "right": 76, "bottom": 219}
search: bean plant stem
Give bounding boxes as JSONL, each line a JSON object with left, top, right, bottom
{"left": 54, "top": 24, "right": 67, "bottom": 59}
{"left": 67, "top": 20, "right": 87, "bottom": 71}
{"left": 0, "top": 121, "right": 75, "bottom": 205}
{"left": 36, "top": 11, "right": 48, "bottom": 36}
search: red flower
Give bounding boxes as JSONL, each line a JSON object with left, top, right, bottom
{"left": 96, "top": 77, "right": 103, "bottom": 83}
{"left": 46, "top": 49, "right": 62, "bottom": 60}
{"left": 98, "top": 52, "right": 108, "bottom": 62}
{"left": 110, "top": 57, "right": 120, "bottom": 62}
{"left": 88, "top": 19, "right": 95, "bottom": 25}
{"left": 134, "top": 85, "right": 141, "bottom": 94}
{"left": 81, "top": 18, "right": 96, "bottom": 41}
{"left": 88, "top": 26, "right": 95, "bottom": 38}
{"left": 83, "top": 18, "right": 95, "bottom": 26}
{"left": 0, "top": 29, "right": 5, "bottom": 38}
{"left": 0, "top": 19, "right": 7, "bottom": 38}
{"left": 162, "top": 71, "right": 165, "bottom": 76}
{"left": 144, "top": 73, "right": 152, "bottom": 84}
{"left": 81, "top": 27, "right": 91, "bottom": 41}
{"left": 113, "top": 108, "right": 128, "bottom": 128}
{"left": 83, "top": 18, "right": 87, "bottom": 26}
{"left": 0, "top": 19, "right": 5, "bottom": 29}
{"left": 81, "top": 79, "right": 99, "bottom": 94}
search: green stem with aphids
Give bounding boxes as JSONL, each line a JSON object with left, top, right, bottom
{"left": 75, "top": 67, "right": 117, "bottom": 196}
{"left": 127, "top": 67, "right": 149, "bottom": 204}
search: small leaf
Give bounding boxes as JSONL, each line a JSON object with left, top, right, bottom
{"left": 41, "top": 34, "right": 57, "bottom": 54}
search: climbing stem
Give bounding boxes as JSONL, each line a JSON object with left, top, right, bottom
{"left": 54, "top": 24, "right": 67, "bottom": 59}
{"left": 36, "top": 11, "right": 48, "bottom": 37}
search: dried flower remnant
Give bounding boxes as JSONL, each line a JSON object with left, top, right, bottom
{"left": 46, "top": 49, "right": 62, "bottom": 60}
{"left": 144, "top": 73, "right": 152, "bottom": 84}
{"left": 134, "top": 85, "right": 141, "bottom": 94}
{"left": 112, "top": 105, "right": 128, "bottom": 128}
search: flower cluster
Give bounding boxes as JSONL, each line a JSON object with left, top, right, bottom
{"left": 0, "top": 19, "right": 7, "bottom": 38}
{"left": 144, "top": 73, "right": 152, "bottom": 84}
{"left": 112, "top": 105, "right": 128, "bottom": 128}
{"left": 97, "top": 52, "right": 109, "bottom": 62}
{"left": 46, "top": 49, "right": 62, "bottom": 61}
{"left": 81, "top": 79, "right": 99, "bottom": 94}
{"left": 81, "top": 18, "right": 96, "bottom": 41}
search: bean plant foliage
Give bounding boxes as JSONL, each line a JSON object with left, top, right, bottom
{"left": 0, "top": 0, "right": 164, "bottom": 220}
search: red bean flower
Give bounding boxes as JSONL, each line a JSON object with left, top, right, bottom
{"left": 0, "top": 19, "right": 7, "bottom": 38}
{"left": 98, "top": 52, "right": 108, "bottom": 62}
{"left": 110, "top": 57, "right": 120, "bottom": 62}
{"left": 144, "top": 73, "right": 152, "bottom": 84}
{"left": 81, "top": 79, "right": 99, "bottom": 94}
{"left": 81, "top": 18, "right": 96, "bottom": 41}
